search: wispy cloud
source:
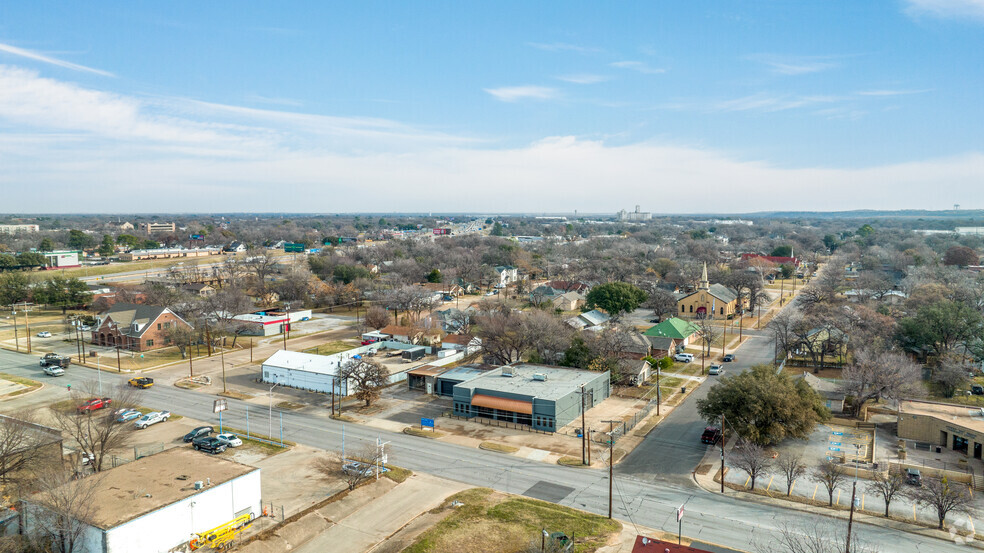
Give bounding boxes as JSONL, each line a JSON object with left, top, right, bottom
{"left": 555, "top": 74, "right": 610, "bottom": 84}
{"left": 527, "top": 42, "right": 600, "bottom": 54}
{"left": 856, "top": 88, "right": 932, "bottom": 96}
{"left": 244, "top": 94, "right": 304, "bottom": 107}
{"left": 745, "top": 54, "right": 839, "bottom": 75}
{"left": 609, "top": 61, "right": 664, "bottom": 74}
{"left": 713, "top": 94, "right": 838, "bottom": 112}
{"left": 904, "top": 0, "right": 984, "bottom": 21}
{"left": 484, "top": 85, "right": 558, "bottom": 102}
{"left": 0, "top": 42, "right": 114, "bottom": 77}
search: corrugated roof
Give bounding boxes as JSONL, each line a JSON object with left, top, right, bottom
{"left": 643, "top": 317, "right": 699, "bottom": 340}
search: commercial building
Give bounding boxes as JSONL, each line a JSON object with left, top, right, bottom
{"left": 433, "top": 364, "right": 494, "bottom": 397}
{"left": 261, "top": 349, "right": 352, "bottom": 395}
{"left": 452, "top": 364, "right": 610, "bottom": 432}
{"left": 617, "top": 205, "right": 652, "bottom": 221}
{"left": 140, "top": 222, "right": 177, "bottom": 234}
{"left": 21, "top": 447, "right": 261, "bottom": 553}
{"left": 118, "top": 247, "right": 222, "bottom": 261}
{"left": 0, "top": 224, "right": 40, "bottom": 234}
{"left": 41, "top": 250, "right": 81, "bottom": 269}
{"left": 898, "top": 399, "right": 984, "bottom": 459}
{"left": 231, "top": 309, "right": 312, "bottom": 336}
{"left": 92, "top": 303, "right": 194, "bottom": 352}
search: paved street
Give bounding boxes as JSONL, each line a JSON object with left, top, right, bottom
{"left": 0, "top": 348, "right": 960, "bottom": 552}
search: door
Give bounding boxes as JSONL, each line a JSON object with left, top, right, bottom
{"left": 974, "top": 442, "right": 982, "bottom": 460}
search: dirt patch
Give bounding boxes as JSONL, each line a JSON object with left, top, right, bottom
{"left": 479, "top": 442, "right": 518, "bottom": 454}
{"left": 695, "top": 464, "right": 712, "bottom": 476}
{"left": 404, "top": 427, "right": 445, "bottom": 439}
{"left": 275, "top": 401, "right": 305, "bottom": 410}
{"left": 221, "top": 390, "right": 255, "bottom": 400}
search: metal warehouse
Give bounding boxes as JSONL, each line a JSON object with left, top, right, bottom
{"left": 261, "top": 349, "right": 352, "bottom": 396}
{"left": 452, "top": 364, "right": 610, "bottom": 432}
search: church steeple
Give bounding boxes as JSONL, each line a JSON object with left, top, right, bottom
{"left": 700, "top": 262, "right": 709, "bottom": 290}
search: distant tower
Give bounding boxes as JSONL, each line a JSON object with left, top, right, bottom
{"left": 700, "top": 262, "right": 710, "bottom": 290}
{"left": 635, "top": 205, "right": 641, "bottom": 213}
{"left": 955, "top": 204, "right": 961, "bottom": 210}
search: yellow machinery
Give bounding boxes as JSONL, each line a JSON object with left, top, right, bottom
{"left": 189, "top": 512, "right": 255, "bottom": 550}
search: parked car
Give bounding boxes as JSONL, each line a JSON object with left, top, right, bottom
{"left": 42, "top": 365, "right": 66, "bottom": 377}
{"left": 77, "top": 397, "right": 112, "bottom": 414}
{"left": 193, "top": 436, "right": 227, "bottom": 454}
{"left": 906, "top": 468, "right": 922, "bottom": 486}
{"left": 79, "top": 324, "right": 91, "bottom": 331}
{"left": 215, "top": 433, "right": 243, "bottom": 447}
{"left": 36, "top": 331, "right": 52, "bottom": 338}
{"left": 39, "top": 353, "right": 71, "bottom": 368}
{"left": 134, "top": 411, "right": 170, "bottom": 429}
{"left": 972, "top": 384, "right": 984, "bottom": 396}
{"left": 700, "top": 426, "right": 722, "bottom": 445}
{"left": 673, "top": 353, "right": 694, "bottom": 363}
{"left": 708, "top": 365, "right": 724, "bottom": 375}
{"left": 342, "top": 461, "right": 373, "bottom": 477}
{"left": 128, "top": 377, "right": 154, "bottom": 388}
{"left": 115, "top": 409, "right": 141, "bottom": 423}
{"left": 183, "top": 426, "right": 213, "bottom": 443}
{"left": 722, "top": 354, "right": 736, "bottom": 362}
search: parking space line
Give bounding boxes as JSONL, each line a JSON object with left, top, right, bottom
{"left": 766, "top": 476, "right": 774, "bottom": 492}
{"left": 861, "top": 494, "right": 864, "bottom": 511}
{"left": 812, "top": 484, "right": 818, "bottom": 500}
{"left": 913, "top": 505, "right": 917, "bottom": 521}
{"left": 744, "top": 476, "right": 750, "bottom": 488}
{"left": 836, "top": 489, "right": 841, "bottom": 505}
{"left": 969, "top": 515, "right": 975, "bottom": 534}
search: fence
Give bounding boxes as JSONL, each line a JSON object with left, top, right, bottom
{"left": 443, "top": 413, "right": 553, "bottom": 434}
{"left": 134, "top": 442, "right": 165, "bottom": 459}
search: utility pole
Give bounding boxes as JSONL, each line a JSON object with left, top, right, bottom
{"left": 250, "top": 338, "right": 253, "bottom": 363}
{"left": 722, "top": 319, "right": 727, "bottom": 357}
{"left": 602, "top": 419, "right": 619, "bottom": 519}
{"left": 845, "top": 443, "right": 861, "bottom": 553}
{"left": 189, "top": 348, "right": 194, "bottom": 377}
{"left": 655, "top": 364, "right": 661, "bottom": 417}
{"left": 23, "top": 306, "right": 31, "bottom": 354}
{"left": 11, "top": 309, "right": 18, "bottom": 352}
{"left": 74, "top": 321, "right": 82, "bottom": 362}
{"left": 720, "top": 414, "right": 726, "bottom": 494}
{"left": 738, "top": 314, "right": 743, "bottom": 342}
{"left": 221, "top": 345, "right": 227, "bottom": 393}
{"left": 115, "top": 344, "right": 121, "bottom": 372}
{"left": 577, "top": 385, "right": 588, "bottom": 465}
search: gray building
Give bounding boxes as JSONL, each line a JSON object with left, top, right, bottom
{"left": 452, "top": 364, "right": 610, "bottom": 432}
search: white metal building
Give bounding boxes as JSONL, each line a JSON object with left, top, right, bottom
{"left": 232, "top": 309, "right": 313, "bottom": 336}
{"left": 22, "top": 447, "right": 261, "bottom": 553}
{"left": 260, "top": 349, "right": 359, "bottom": 395}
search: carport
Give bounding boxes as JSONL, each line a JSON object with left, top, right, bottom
{"left": 406, "top": 365, "right": 451, "bottom": 394}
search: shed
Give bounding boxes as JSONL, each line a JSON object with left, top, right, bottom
{"left": 402, "top": 346, "right": 427, "bottom": 362}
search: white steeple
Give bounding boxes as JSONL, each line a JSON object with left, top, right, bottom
{"left": 700, "top": 262, "right": 709, "bottom": 290}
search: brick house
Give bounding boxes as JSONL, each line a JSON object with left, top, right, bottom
{"left": 91, "top": 303, "right": 194, "bottom": 352}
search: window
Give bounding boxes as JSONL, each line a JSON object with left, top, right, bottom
{"left": 157, "top": 323, "right": 161, "bottom": 330}
{"left": 164, "top": 338, "right": 171, "bottom": 345}
{"left": 720, "top": 307, "right": 724, "bottom": 315}
{"left": 681, "top": 305, "right": 685, "bottom": 313}
{"left": 163, "top": 322, "right": 171, "bottom": 329}
{"left": 689, "top": 305, "right": 693, "bottom": 313}
{"left": 146, "top": 339, "right": 154, "bottom": 347}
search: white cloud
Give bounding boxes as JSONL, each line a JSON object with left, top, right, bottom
{"left": 555, "top": 74, "right": 609, "bottom": 84}
{"left": 856, "top": 89, "right": 931, "bottom": 96}
{"left": 610, "top": 61, "right": 665, "bottom": 74}
{"left": 484, "top": 85, "right": 558, "bottom": 102}
{"left": 663, "top": 93, "right": 839, "bottom": 113}
{"left": 0, "top": 42, "right": 114, "bottom": 77}
{"left": 905, "top": 0, "right": 984, "bottom": 21}
{"left": 745, "top": 54, "right": 838, "bottom": 75}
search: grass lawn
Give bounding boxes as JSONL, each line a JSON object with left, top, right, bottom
{"left": 405, "top": 488, "right": 620, "bottom": 553}
{"left": 219, "top": 426, "right": 296, "bottom": 450}
{"left": 302, "top": 340, "right": 360, "bottom": 356}
{"left": 0, "top": 373, "right": 42, "bottom": 397}
{"left": 479, "top": 442, "right": 519, "bottom": 454}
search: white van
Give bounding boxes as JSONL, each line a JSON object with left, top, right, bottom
{"left": 673, "top": 353, "right": 694, "bottom": 363}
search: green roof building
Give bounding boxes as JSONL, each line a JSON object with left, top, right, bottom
{"left": 643, "top": 317, "right": 700, "bottom": 348}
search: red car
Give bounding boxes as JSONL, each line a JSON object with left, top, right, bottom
{"left": 700, "top": 426, "right": 722, "bottom": 445}
{"left": 77, "top": 398, "right": 113, "bottom": 414}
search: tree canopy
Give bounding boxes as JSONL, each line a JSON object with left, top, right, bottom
{"left": 585, "top": 282, "right": 647, "bottom": 317}
{"left": 696, "top": 365, "right": 830, "bottom": 446}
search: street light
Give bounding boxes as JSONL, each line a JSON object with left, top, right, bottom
{"left": 269, "top": 379, "right": 282, "bottom": 439}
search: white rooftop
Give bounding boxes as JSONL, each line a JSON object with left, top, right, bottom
{"left": 261, "top": 350, "right": 341, "bottom": 376}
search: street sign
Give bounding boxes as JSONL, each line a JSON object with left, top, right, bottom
{"left": 676, "top": 504, "right": 685, "bottom": 522}
{"left": 213, "top": 399, "right": 228, "bottom": 413}
{"left": 421, "top": 418, "right": 435, "bottom": 428}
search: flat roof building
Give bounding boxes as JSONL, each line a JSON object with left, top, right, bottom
{"left": 898, "top": 399, "right": 984, "bottom": 459}
{"left": 434, "top": 364, "right": 494, "bottom": 397}
{"left": 452, "top": 364, "right": 610, "bottom": 432}
{"left": 22, "top": 447, "right": 260, "bottom": 553}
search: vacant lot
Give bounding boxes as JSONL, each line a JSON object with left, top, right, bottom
{"left": 302, "top": 340, "right": 360, "bottom": 356}
{"left": 404, "top": 488, "right": 620, "bottom": 553}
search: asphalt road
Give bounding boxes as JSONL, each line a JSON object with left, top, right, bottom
{"left": 618, "top": 335, "right": 778, "bottom": 482}
{"left": 0, "top": 348, "right": 952, "bottom": 552}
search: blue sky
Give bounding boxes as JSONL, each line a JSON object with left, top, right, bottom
{"left": 1, "top": 1, "right": 983, "bottom": 213}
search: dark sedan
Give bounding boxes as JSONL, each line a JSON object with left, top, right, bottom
{"left": 183, "top": 426, "right": 213, "bottom": 443}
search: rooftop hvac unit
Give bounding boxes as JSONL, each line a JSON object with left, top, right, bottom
{"left": 194, "top": 481, "right": 204, "bottom": 490}
{"left": 502, "top": 367, "right": 514, "bottom": 377}
{"left": 532, "top": 373, "right": 548, "bottom": 381}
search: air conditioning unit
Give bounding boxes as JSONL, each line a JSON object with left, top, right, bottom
{"left": 502, "top": 367, "right": 514, "bottom": 377}
{"left": 532, "top": 373, "right": 547, "bottom": 382}
{"left": 194, "top": 481, "right": 204, "bottom": 490}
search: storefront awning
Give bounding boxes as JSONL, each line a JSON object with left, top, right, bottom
{"left": 471, "top": 394, "right": 532, "bottom": 415}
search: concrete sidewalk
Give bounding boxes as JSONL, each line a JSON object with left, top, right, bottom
{"left": 294, "top": 473, "right": 468, "bottom": 553}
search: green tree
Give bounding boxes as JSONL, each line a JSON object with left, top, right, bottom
{"left": 778, "top": 264, "right": 794, "bottom": 278}
{"left": 897, "top": 300, "right": 984, "bottom": 360}
{"left": 770, "top": 245, "right": 793, "bottom": 257}
{"left": 15, "top": 252, "right": 46, "bottom": 267}
{"left": 38, "top": 237, "right": 54, "bottom": 252}
{"left": 585, "top": 282, "right": 648, "bottom": 317}
{"left": 332, "top": 265, "right": 371, "bottom": 284}
{"left": 490, "top": 222, "right": 504, "bottom": 236}
{"left": 67, "top": 230, "right": 94, "bottom": 250}
{"left": 689, "top": 229, "right": 708, "bottom": 240}
{"left": 696, "top": 365, "right": 830, "bottom": 446}
{"left": 943, "top": 245, "right": 979, "bottom": 267}
{"left": 98, "top": 235, "right": 115, "bottom": 257}
{"left": 33, "top": 276, "right": 92, "bottom": 313}
{"left": 426, "top": 269, "right": 443, "bottom": 283}
{"left": 378, "top": 218, "right": 388, "bottom": 227}
{"left": 822, "top": 234, "right": 840, "bottom": 252}
{"left": 0, "top": 272, "right": 33, "bottom": 305}
{"left": 141, "top": 239, "right": 160, "bottom": 249}
{"left": 560, "top": 335, "right": 594, "bottom": 369}
{"left": 0, "top": 253, "right": 16, "bottom": 268}
{"left": 856, "top": 224, "right": 875, "bottom": 237}
{"left": 116, "top": 234, "right": 142, "bottom": 249}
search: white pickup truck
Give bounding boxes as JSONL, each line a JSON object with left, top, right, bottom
{"left": 134, "top": 411, "right": 171, "bottom": 429}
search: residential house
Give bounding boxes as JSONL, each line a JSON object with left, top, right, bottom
{"left": 616, "top": 358, "right": 652, "bottom": 386}
{"left": 494, "top": 265, "right": 519, "bottom": 287}
{"left": 795, "top": 372, "right": 846, "bottom": 413}
{"left": 415, "top": 282, "right": 463, "bottom": 299}
{"left": 643, "top": 317, "right": 700, "bottom": 351}
{"left": 225, "top": 241, "right": 247, "bottom": 253}
{"left": 441, "top": 334, "right": 480, "bottom": 352}
{"left": 647, "top": 336, "right": 675, "bottom": 358}
{"left": 552, "top": 291, "right": 585, "bottom": 311}
{"left": 181, "top": 282, "right": 216, "bottom": 297}
{"left": 619, "top": 331, "right": 652, "bottom": 360}
{"left": 675, "top": 263, "right": 740, "bottom": 319}
{"left": 91, "top": 303, "right": 194, "bottom": 352}
{"left": 566, "top": 309, "right": 610, "bottom": 330}
{"left": 432, "top": 307, "right": 469, "bottom": 333}
{"left": 380, "top": 325, "right": 426, "bottom": 344}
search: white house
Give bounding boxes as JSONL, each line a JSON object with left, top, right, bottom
{"left": 22, "top": 448, "right": 260, "bottom": 553}
{"left": 494, "top": 265, "right": 519, "bottom": 287}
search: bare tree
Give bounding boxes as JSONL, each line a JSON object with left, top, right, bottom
{"left": 839, "top": 349, "right": 924, "bottom": 417}
{"left": 811, "top": 459, "right": 845, "bottom": 507}
{"left": 644, "top": 288, "right": 677, "bottom": 322}
{"left": 475, "top": 310, "right": 530, "bottom": 364}
{"left": 754, "top": 520, "right": 878, "bottom": 553}
{"left": 912, "top": 476, "right": 975, "bottom": 530}
{"left": 23, "top": 467, "right": 103, "bottom": 553}
{"left": 339, "top": 359, "right": 390, "bottom": 407}
{"left": 312, "top": 444, "right": 383, "bottom": 491}
{"left": 695, "top": 317, "right": 719, "bottom": 359}
{"left": 49, "top": 383, "right": 137, "bottom": 473}
{"left": 865, "top": 469, "right": 908, "bottom": 517}
{"left": 767, "top": 311, "right": 801, "bottom": 362}
{"left": 931, "top": 358, "right": 970, "bottom": 398}
{"left": 363, "top": 305, "right": 390, "bottom": 330}
{"left": 732, "top": 442, "right": 773, "bottom": 491}
{"left": 775, "top": 453, "right": 806, "bottom": 496}
{"left": 0, "top": 414, "right": 61, "bottom": 492}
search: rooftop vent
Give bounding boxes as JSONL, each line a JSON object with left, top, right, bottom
{"left": 502, "top": 367, "right": 514, "bottom": 377}
{"left": 532, "top": 373, "right": 548, "bottom": 382}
